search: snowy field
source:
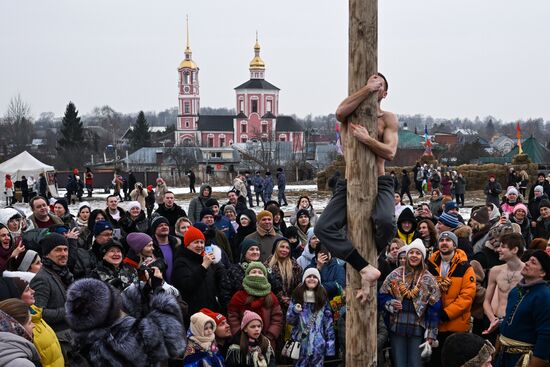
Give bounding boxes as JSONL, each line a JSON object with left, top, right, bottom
{"left": 6, "top": 184, "right": 478, "bottom": 222}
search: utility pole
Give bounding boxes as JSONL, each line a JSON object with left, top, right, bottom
{"left": 345, "top": 0, "right": 378, "bottom": 366}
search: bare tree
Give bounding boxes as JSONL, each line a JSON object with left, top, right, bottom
{"left": 3, "top": 94, "right": 33, "bottom": 155}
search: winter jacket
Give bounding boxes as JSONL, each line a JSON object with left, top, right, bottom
{"left": 71, "top": 284, "right": 185, "bottom": 367}
{"left": 430, "top": 172, "right": 441, "bottom": 189}
{"left": 105, "top": 206, "right": 127, "bottom": 229}
{"left": 277, "top": 172, "right": 286, "bottom": 189}
{"left": 306, "top": 259, "right": 345, "bottom": 299}
{"left": 484, "top": 181, "right": 502, "bottom": 206}
{"left": 428, "top": 196, "right": 443, "bottom": 216}
{"left": 289, "top": 206, "right": 318, "bottom": 227}
{"left": 232, "top": 177, "right": 247, "bottom": 198}
{"left": 286, "top": 301, "right": 336, "bottom": 364}
{"left": 182, "top": 339, "right": 224, "bottom": 367}
{"left": 528, "top": 194, "right": 549, "bottom": 220}
{"left": 129, "top": 187, "right": 148, "bottom": 210}
{"left": 187, "top": 184, "right": 212, "bottom": 223}
{"left": 264, "top": 256, "right": 302, "bottom": 309}
{"left": 0, "top": 331, "right": 41, "bottom": 367}
{"left": 90, "top": 261, "right": 139, "bottom": 292}
{"left": 213, "top": 214, "right": 236, "bottom": 242}
{"left": 453, "top": 176, "right": 467, "bottom": 195}
{"left": 145, "top": 190, "right": 156, "bottom": 211}
{"left": 245, "top": 230, "right": 279, "bottom": 263}
{"left": 296, "top": 243, "right": 316, "bottom": 270}
{"left": 171, "top": 247, "right": 225, "bottom": 322}
{"left": 263, "top": 176, "right": 274, "bottom": 197}
{"left": 427, "top": 249, "right": 476, "bottom": 333}
{"left": 30, "top": 305, "right": 64, "bottom": 367}
{"left": 401, "top": 172, "right": 411, "bottom": 191}
{"left": 528, "top": 181, "right": 550, "bottom": 201}
{"left": 533, "top": 216, "right": 550, "bottom": 239}
{"left": 227, "top": 290, "right": 283, "bottom": 347}
{"left": 154, "top": 182, "right": 168, "bottom": 205}
{"left": 440, "top": 176, "right": 452, "bottom": 196}
{"left": 452, "top": 225, "right": 474, "bottom": 260}
{"left": 155, "top": 203, "right": 187, "bottom": 233}
{"left": 119, "top": 210, "right": 149, "bottom": 234}
{"left": 252, "top": 175, "right": 264, "bottom": 192}
{"left": 28, "top": 213, "right": 63, "bottom": 229}
{"left": 396, "top": 207, "right": 418, "bottom": 244}
{"left": 225, "top": 332, "right": 276, "bottom": 367}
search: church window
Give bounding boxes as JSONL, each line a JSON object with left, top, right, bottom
{"left": 185, "top": 120, "right": 190, "bottom": 128}
{"left": 261, "top": 121, "right": 268, "bottom": 134}
{"left": 184, "top": 102, "right": 190, "bottom": 114}
{"left": 239, "top": 100, "right": 244, "bottom": 112}
{"left": 208, "top": 136, "right": 214, "bottom": 147}
{"left": 279, "top": 134, "right": 287, "bottom": 142}
{"left": 183, "top": 72, "right": 190, "bottom": 84}
{"left": 220, "top": 135, "right": 226, "bottom": 147}
{"left": 266, "top": 100, "right": 272, "bottom": 112}
{"left": 251, "top": 99, "right": 258, "bottom": 113}
{"left": 241, "top": 121, "right": 247, "bottom": 133}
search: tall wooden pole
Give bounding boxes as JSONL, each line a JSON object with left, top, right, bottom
{"left": 345, "top": 0, "right": 378, "bottom": 366}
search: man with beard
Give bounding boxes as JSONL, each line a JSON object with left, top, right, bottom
{"left": 426, "top": 231, "right": 476, "bottom": 367}
{"left": 150, "top": 216, "right": 180, "bottom": 283}
{"left": 30, "top": 233, "right": 75, "bottom": 360}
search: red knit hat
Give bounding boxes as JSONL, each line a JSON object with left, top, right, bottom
{"left": 147, "top": 185, "right": 153, "bottom": 191}
{"left": 184, "top": 226, "right": 205, "bottom": 247}
{"left": 73, "top": 169, "right": 79, "bottom": 174}
{"left": 199, "top": 308, "right": 227, "bottom": 326}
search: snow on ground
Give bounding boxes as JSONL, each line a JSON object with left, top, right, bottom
{"left": 6, "top": 184, "right": 481, "bottom": 223}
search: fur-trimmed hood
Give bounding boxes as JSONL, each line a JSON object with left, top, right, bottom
{"left": 453, "top": 225, "right": 472, "bottom": 239}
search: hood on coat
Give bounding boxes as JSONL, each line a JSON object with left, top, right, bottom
{"left": 397, "top": 207, "right": 417, "bottom": 233}
{"left": 0, "top": 332, "right": 40, "bottom": 364}
{"left": 198, "top": 184, "right": 212, "bottom": 198}
{"left": 453, "top": 225, "right": 472, "bottom": 239}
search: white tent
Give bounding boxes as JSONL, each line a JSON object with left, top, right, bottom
{"left": 0, "top": 151, "right": 57, "bottom": 200}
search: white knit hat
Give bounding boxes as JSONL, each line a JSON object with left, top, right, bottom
{"left": 302, "top": 267, "right": 321, "bottom": 283}
{"left": 406, "top": 239, "right": 427, "bottom": 260}
{"left": 127, "top": 201, "right": 141, "bottom": 210}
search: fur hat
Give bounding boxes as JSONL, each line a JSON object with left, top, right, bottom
{"left": 241, "top": 310, "right": 263, "bottom": 331}
{"left": 199, "top": 308, "right": 226, "bottom": 327}
{"left": 284, "top": 226, "right": 299, "bottom": 239}
{"left": 184, "top": 226, "right": 205, "bottom": 247}
{"left": 205, "top": 198, "right": 219, "bottom": 208}
{"left": 40, "top": 233, "right": 68, "bottom": 255}
{"left": 534, "top": 185, "right": 544, "bottom": 193}
{"left": 406, "top": 238, "right": 426, "bottom": 260}
{"left": 441, "top": 332, "right": 495, "bottom": 367}
{"left": 531, "top": 250, "right": 550, "bottom": 281}
{"left": 65, "top": 278, "right": 121, "bottom": 331}
{"left": 10, "top": 277, "right": 30, "bottom": 297}
{"left": 126, "top": 232, "right": 153, "bottom": 254}
{"left": 256, "top": 210, "right": 273, "bottom": 223}
{"left": 127, "top": 201, "right": 141, "bottom": 210}
{"left": 93, "top": 220, "right": 113, "bottom": 236}
{"left": 99, "top": 240, "right": 124, "bottom": 258}
{"left": 199, "top": 208, "right": 214, "bottom": 220}
{"left": 506, "top": 186, "right": 519, "bottom": 196}
{"left": 438, "top": 212, "right": 460, "bottom": 229}
{"left": 470, "top": 207, "right": 490, "bottom": 225}
{"left": 438, "top": 231, "right": 458, "bottom": 246}
{"left": 302, "top": 267, "right": 321, "bottom": 283}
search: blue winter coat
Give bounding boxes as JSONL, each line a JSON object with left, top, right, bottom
{"left": 264, "top": 176, "right": 274, "bottom": 195}
{"left": 214, "top": 215, "right": 236, "bottom": 241}
{"left": 252, "top": 175, "right": 264, "bottom": 192}
{"left": 277, "top": 172, "right": 286, "bottom": 189}
{"left": 286, "top": 300, "right": 335, "bottom": 363}
{"left": 305, "top": 259, "right": 345, "bottom": 299}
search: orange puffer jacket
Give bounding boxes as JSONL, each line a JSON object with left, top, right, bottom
{"left": 427, "top": 248, "right": 476, "bottom": 333}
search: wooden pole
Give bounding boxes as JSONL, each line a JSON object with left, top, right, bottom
{"left": 345, "top": 0, "right": 378, "bottom": 366}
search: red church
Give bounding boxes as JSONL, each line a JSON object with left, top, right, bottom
{"left": 175, "top": 27, "right": 303, "bottom": 152}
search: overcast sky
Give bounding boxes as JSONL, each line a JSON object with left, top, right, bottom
{"left": 2, "top": 0, "right": 550, "bottom": 122}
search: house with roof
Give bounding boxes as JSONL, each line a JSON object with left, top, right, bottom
{"left": 175, "top": 23, "right": 304, "bottom": 152}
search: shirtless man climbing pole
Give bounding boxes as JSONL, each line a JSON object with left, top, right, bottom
{"left": 315, "top": 73, "right": 399, "bottom": 302}
{"left": 483, "top": 233, "right": 525, "bottom": 336}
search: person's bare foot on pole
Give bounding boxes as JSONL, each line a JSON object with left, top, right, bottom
{"left": 356, "top": 264, "right": 381, "bottom": 303}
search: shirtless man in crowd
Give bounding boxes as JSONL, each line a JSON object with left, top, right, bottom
{"left": 315, "top": 73, "right": 399, "bottom": 302}
{"left": 483, "top": 233, "right": 525, "bottom": 335}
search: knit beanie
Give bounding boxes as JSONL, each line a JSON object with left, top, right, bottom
{"left": 441, "top": 332, "right": 495, "bottom": 367}
{"left": 438, "top": 212, "right": 460, "bottom": 229}
{"left": 470, "top": 207, "right": 490, "bottom": 225}
{"left": 284, "top": 226, "right": 299, "bottom": 239}
{"left": 531, "top": 250, "right": 550, "bottom": 281}
{"left": 78, "top": 202, "right": 91, "bottom": 214}
{"left": 127, "top": 201, "right": 141, "bottom": 210}
{"left": 223, "top": 204, "right": 236, "bottom": 214}
{"left": 99, "top": 240, "right": 124, "bottom": 258}
{"left": 184, "top": 226, "right": 206, "bottom": 247}
{"left": 200, "top": 208, "right": 214, "bottom": 220}
{"left": 199, "top": 308, "right": 227, "bottom": 327}
{"left": 40, "top": 233, "right": 68, "bottom": 255}
{"left": 16, "top": 250, "right": 39, "bottom": 272}
{"left": 150, "top": 215, "right": 169, "bottom": 233}
{"left": 539, "top": 199, "right": 550, "bottom": 211}
{"left": 126, "top": 232, "right": 153, "bottom": 254}
{"left": 54, "top": 198, "right": 69, "bottom": 214}
{"left": 302, "top": 267, "right": 321, "bottom": 283}
{"left": 65, "top": 278, "right": 121, "bottom": 332}
{"left": 205, "top": 198, "right": 219, "bottom": 208}
{"left": 243, "top": 262, "right": 271, "bottom": 297}
{"left": 444, "top": 201, "right": 458, "bottom": 212}
{"left": 295, "top": 208, "right": 310, "bottom": 220}
{"left": 506, "top": 186, "right": 519, "bottom": 196}
{"left": 240, "top": 238, "right": 260, "bottom": 261}
{"left": 240, "top": 310, "right": 263, "bottom": 331}
{"left": 147, "top": 184, "right": 153, "bottom": 191}
{"left": 256, "top": 210, "right": 273, "bottom": 223}
{"left": 438, "top": 231, "right": 458, "bottom": 246}
{"left": 534, "top": 185, "right": 544, "bottom": 193}
{"left": 11, "top": 277, "right": 30, "bottom": 297}
{"left": 93, "top": 220, "right": 113, "bottom": 236}
{"left": 406, "top": 238, "right": 427, "bottom": 260}
{"left": 49, "top": 224, "right": 69, "bottom": 235}
{"left": 512, "top": 203, "right": 528, "bottom": 215}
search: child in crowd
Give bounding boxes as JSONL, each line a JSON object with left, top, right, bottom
{"left": 183, "top": 312, "right": 225, "bottom": 367}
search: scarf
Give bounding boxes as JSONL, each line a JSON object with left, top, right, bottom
{"left": 243, "top": 274, "right": 271, "bottom": 297}
{"left": 0, "top": 310, "right": 32, "bottom": 341}
{"left": 381, "top": 266, "right": 440, "bottom": 318}
{"left": 189, "top": 334, "right": 215, "bottom": 352}
{"left": 304, "top": 290, "right": 316, "bottom": 304}
{"left": 42, "top": 257, "right": 74, "bottom": 286}
{"left": 76, "top": 217, "right": 87, "bottom": 227}
{"left": 256, "top": 225, "right": 276, "bottom": 238}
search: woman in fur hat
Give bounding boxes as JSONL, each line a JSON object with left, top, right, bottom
{"left": 227, "top": 262, "right": 283, "bottom": 348}
{"left": 264, "top": 237, "right": 303, "bottom": 313}
{"left": 66, "top": 277, "right": 185, "bottom": 366}
{"left": 182, "top": 312, "right": 225, "bottom": 367}
{"left": 379, "top": 239, "right": 442, "bottom": 367}
{"left": 90, "top": 240, "right": 138, "bottom": 291}
{"left": 226, "top": 310, "right": 276, "bottom": 367}
{"left": 286, "top": 268, "right": 335, "bottom": 367}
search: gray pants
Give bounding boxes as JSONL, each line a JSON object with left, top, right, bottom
{"left": 315, "top": 176, "right": 396, "bottom": 270}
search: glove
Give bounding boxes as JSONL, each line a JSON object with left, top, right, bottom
{"left": 419, "top": 341, "right": 432, "bottom": 359}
